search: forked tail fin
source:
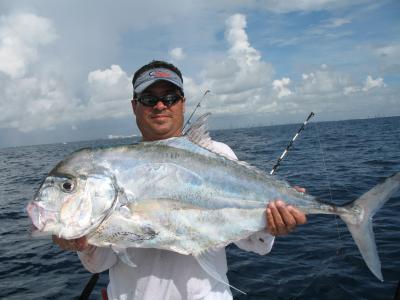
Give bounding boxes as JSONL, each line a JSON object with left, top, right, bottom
{"left": 340, "top": 172, "right": 400, "bottom": 281}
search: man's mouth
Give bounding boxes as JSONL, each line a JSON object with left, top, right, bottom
{"left": 151, "top": 114, "right": 170, "bottom": 119}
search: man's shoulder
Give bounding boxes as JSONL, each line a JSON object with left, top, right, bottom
{"left": 208, "top": 140, "right": 238, "bottom": 160}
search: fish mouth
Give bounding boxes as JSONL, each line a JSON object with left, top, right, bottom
{"left": 29, "top": 223, "right": 52, "bottom": 238}
{"left": 27, "top": 201, "right": 43, "bottom": 230}
{"left": 26, "top": 201, "right": 58, "bottom": 233}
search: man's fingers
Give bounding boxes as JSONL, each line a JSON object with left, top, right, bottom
{"left": 294, "top": 185, "right": 306, "bottom": 193}
{"left": 287, "top": 206, "right": 307, "bottom": 225}
{"left": 52, "top": 236, "right": 89, "bottom": 251}
{"left": 268, "top": 201, "right": 288, "bottom": 236}
{"left": 75, "top": 237, "right": 88, "bottom": 251}
{"left": 266, "top": 207, "right": 276, "bottom": 235}
{"left": 266, "top": 199, "right": 308, "bottom": 236}
{"left": 276, "top": 201, "right": 297, "bottom": 231}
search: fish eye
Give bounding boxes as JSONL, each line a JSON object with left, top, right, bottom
{"left": 61, "top": 180, "right": 75, "bottom": 192}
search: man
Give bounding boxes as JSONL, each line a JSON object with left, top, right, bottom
{"left": 54, "top": 60, "right": 307, "bottom": 299}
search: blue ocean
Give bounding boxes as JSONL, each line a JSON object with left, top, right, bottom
{"left": 0, "top": 116, "right": 399, "bottom": 299}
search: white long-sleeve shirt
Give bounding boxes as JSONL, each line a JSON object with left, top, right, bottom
{"left": 78, "top": 141, "right": 275, "bottom": 300}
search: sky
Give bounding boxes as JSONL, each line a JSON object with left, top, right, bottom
{"left": 0, "top": 0, "right": 399, "bottom": 148}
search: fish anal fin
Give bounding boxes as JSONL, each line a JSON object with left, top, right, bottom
{"left": 195, "top": 251, "right": 246, "bottom": 295}
{"left": 112, "top": 246, "right": 137, "bottom": 267}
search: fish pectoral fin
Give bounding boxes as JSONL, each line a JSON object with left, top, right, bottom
{"left": 111, "top": 246, "right": 137, "bottom": 267}
{"left": 195, "top": 252, "right": 246, "bottom": 295}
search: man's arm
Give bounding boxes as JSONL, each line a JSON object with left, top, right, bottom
{"left": 52, "top": 236, "right": 91, "bottom": 252}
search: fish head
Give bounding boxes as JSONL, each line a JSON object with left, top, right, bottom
{"left": 27, "top": 152, "right": 117, "bottom": 239}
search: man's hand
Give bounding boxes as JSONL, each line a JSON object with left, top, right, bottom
{"left": 266, "top": 186, "right": 307, "bottom": 236}
{"left": 52, "top": 236, "right": 93, "bottom": 252}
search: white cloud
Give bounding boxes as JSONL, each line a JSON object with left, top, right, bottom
{"left": 0, "top": 63, "right": 133, "bottom": 131}
{"left": 298, "top": 65, "right": 351, "bottom": 96}
{"left": 298, "top": 67, "right": 386, "bottom": 97}
{"left": 184, "top": 13, "right": 391, "bottom": 122}
{"left": 0, "top": 13, "right": 77, "bottom": 131}
{"left": 273, "top": 77, "right": 292, "bottom": 98}
{"left": 0, "top": 11, "right": 134, "bottom": 132}
{"left": 252, "top": 0, "right": 373, "bottom": 13}
{"left": 343, "top": 86, "right": 360, "bottom": 95}
{"left": 0, "top": 13, "right": 57, "bottom": 78}
{"left": 186, "top": 13, "right": 274, "bottom": 115}
{"left": 86, "top": 65, "right": 132, "bottom": 119}
{"left": 169, "top": 47, "right": 186, "bottom": 60}
{"left": 373, "top": 44, "right": 400, "bottom": 72}
{"left": 375, "top": 44, "right": 400, "bottom": 59}
{"left": 343, "top": 75, "right": 385, "bottom": 94}
{"left": 362, "top": 75, "right": 385, "bottom": 91}
{"left": 325, "top": 18, "right": 351, "bottom": 28}
{"left": 88, "top": 64, "right": 128, "bottom": 87}
{"left": 0, "top": 5, "right": 396, "bottom": 140}
{"left": 0, "top": 74, "right": 80, "bottom": 131}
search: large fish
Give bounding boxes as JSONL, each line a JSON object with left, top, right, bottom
{"left": 27, "top": 114, "right": 399, "bottom": 290}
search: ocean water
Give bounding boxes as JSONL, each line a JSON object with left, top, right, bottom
{"left": 0, "top": 116, "right": 399, "bottom": 300}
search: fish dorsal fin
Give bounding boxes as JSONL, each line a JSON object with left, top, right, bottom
{"left": 185, "top": 113, "right": 213, "bottom": 149}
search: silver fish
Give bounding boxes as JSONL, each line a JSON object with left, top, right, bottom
{"left": 27, "top": 114, "right": 400, "bottom": 289}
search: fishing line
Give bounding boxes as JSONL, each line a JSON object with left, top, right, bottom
{"left": 291, "top": 120, "right": 350, "bottom": 299}
{"left": 313, "top": 123, "right": 334, "bottom": 203}
{"left": 291, "top": 256, "right": 341, "bottom": 300}
{"left": 313, "top": 122, "right": 344, "bottom": 247}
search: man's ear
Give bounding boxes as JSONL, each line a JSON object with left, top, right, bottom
{"left": 182, "top": 97, "right": 186, "bottom": 113}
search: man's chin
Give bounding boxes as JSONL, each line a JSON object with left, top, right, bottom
{"left": 150, "top": 118, "right": 171, "bottom": 128}
{"left": 149, "top": 124, "right": 173, "bottom": 136}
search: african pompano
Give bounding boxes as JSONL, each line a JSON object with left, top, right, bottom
{"left": 27, "top": 114, "right": 399, "bottom": 285}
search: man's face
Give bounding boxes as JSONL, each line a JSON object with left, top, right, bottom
{"left": 131, "top": 81, "right": 185, "bottom": 141}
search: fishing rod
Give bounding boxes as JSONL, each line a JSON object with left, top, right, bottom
{"left": 79, "top": 273, "right": 100, "bottom": 300}
{"left": 183, "top": 90, "right": 210, "bottom": 132}
{"left": 79, "top": 273, "right": 108, "bottom": 300}
{"left": 270, "top": 112, "right": 315, "bottom": 175}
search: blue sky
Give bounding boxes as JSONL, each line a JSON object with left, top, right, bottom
{"left": 0, "top": 0, "right": 399, "bottom": 147}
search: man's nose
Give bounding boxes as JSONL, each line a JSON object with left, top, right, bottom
{"left": 153, "top": 100, "right": 167, "bottom": 110}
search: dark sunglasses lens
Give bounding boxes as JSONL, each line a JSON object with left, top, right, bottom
{"left": 163, "top": 94, "right": 180, "bottom": 106}
{"left": 138, "top": 95, "right": 157, "bottom": 106}
{"left": 138, "top": 94, "right": 181, "bottom": 107}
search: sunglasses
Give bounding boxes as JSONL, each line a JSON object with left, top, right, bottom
{"left": 136, "top": 93, "right": 182, "bottom": 107}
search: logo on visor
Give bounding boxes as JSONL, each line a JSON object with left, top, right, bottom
{"left": 149, "top": 70, "right": 172, "bottom": 78}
